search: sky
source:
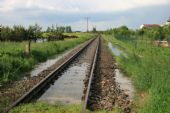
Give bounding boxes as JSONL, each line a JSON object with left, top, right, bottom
{"left": 0, "top": 0, "right": 170, "bottom": 31}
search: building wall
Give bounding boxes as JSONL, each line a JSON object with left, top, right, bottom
{"left": 165, "top": 21, "right": 170, "bottom": 25}
{"left": 140, "top": 24, "right": 144, "bottom": 29}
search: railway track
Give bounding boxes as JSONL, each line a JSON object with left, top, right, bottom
{"left": 3, "top": 36, "right": 100, "bottom": 113}
{"left": 82, "top": 37, "right": 99, "bottom": 113}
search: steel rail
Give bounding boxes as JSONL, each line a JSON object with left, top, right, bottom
{"left": 3, "top": 38, "right": 96, "bottom": 113}
{"left": 82, "top": 37, "right": 100, "bottom": 113}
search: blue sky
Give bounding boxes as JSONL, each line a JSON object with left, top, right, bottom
{"left": 0, "top": 0, "right": 170, "bottom": 31}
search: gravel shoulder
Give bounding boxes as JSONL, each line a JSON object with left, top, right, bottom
{"left": 87, "top": 37, "right": 132, "bottom": 113}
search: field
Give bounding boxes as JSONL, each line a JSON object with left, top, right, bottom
{"left": 1, "top": 32, "right": 170, "bottom": 113}
{"left": 103, "top": 34, "right": 170, "bottom": 113}
{"left": 0, "top": 33, "right": 93, "bottom": 85}
{"left": 1, "top": 27, "right": 170, "bottom": 113}
{"left": 1, "top": 0, "right": 170, "bottom": 113}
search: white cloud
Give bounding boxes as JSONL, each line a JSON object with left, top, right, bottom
{"left": 0, "top": 0, "right": 170, "bottom": 13}
{"left": 0, "top": 0, "right": 170, "bottom": 30}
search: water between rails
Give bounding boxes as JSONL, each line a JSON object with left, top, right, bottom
{"left": 26, "top": 47, "right": 90, "bottom": 105}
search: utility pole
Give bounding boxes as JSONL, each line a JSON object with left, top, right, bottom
{"left": 0, "top": 25, "right": 2, "bottom": 41}
{"left": 86, "top": 17, "right": 89, "bottom": 32}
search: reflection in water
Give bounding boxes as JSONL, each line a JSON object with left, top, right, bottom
{"left": 108, "top": 42, "right": 121, "bottom": 56}
{"left": 115, "top": 69, "right": 134, "bottom": 99}
{"left": 38, "top": 63, "right": 89, "bottom": 104}
{"left": 30, "top": 50, "right": 70, "bottom": 77}
{"left": 108, "top": 42, "right": 134, "bottom": 99}
{"left": 108, "top": 42, "right": 127, "bottom": 57}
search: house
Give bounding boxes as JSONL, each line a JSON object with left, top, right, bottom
{"left": 140, "top": 24, "right": 160, "bottom": 29}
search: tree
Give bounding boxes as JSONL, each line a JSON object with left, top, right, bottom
{"left": 113, "top": 26, "right": 132, "bottom": 40}
{"left": 92, "top": 27, "right": 97, "bottom": 33}
{"left": 65, "top": 26, "right": 72, "bottom": 33}
{"left": 0, "top": 26, "right": 12, "bottom": 41}
{"left": 25, "top": 25, "right": 34, "bottom": 56}
{"left": 33, "top": 23, "right": 42, "bottom": 42}
{"left": 57, "top": 26, "right": 65, "bottom": 33}
{"left": 0, "top": 25, "right": 2, "bottom": 40}
{"left": 24, "top": 24, "right": 42, "bottom": 56}
{"left": 12, "top": 25, "right": 27, "bottom": 41}
{"left": 163, "top": 25, "right": 170, "bottom": 42}
{"left": 46, "top": 27, "right": 51, "bottom": 32}
{"left": 51, "top": 25, "right": 55, "bottom": 32}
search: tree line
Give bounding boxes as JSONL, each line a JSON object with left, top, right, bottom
{"left": 105, "top": 25, "right": 170, "bottom": 42}
{"left": 0, "top": 24, "right": 72, "bottom": 41}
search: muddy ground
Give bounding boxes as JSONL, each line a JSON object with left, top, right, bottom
{"left": 87, "top": 38, "right": 132, "bottom": 113}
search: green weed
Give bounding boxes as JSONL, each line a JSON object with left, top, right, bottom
{"left": 104, "top": 34, "right": 170, "bottom": 113}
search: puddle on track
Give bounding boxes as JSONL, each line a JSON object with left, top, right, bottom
{"left": 108, "top": 42, "right": 127, "bottom": 57}
{"left": 108, "top": 42, "right": 134, "bottom": 99}
{"left": 108, "top": 42, "right": 121, "bottom": 56}
{"left": 115, "top": 69, "right": 134, "bottom": 100}
{"left": 38, "top": 62, "right": 89, "bottom": 105}
{"left": 30, "top": 50, "right": 71, "bottom": 77}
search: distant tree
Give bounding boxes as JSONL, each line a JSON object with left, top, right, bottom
{"left": 27, "top": 25, "right": 34, "bottom": 40}
{"left": 92, "top": 27, "right": 97, "bottom": 33}
{"left": 163, "top": 24, "right": 170, "bottom": 42}
{"left": 120, "top": 26, "right": 129, "bottom": 30}
{"left": 58, "top": 26, "right": 65, "bottom": 33}
{"left": 33, "top": 23, "right": 42, "bottom": 42}
{"left": 0, "top": 24, "right": 73, "bottom": 41}
{"left": 46, "top": 27, "right": 51, "bottom": 32}
{"left": 143, "top": 27, "right": 165, "bottom": 40}
{"left": 24, "top": 24, "right": 42, "bottom": 56}
{"left": 137, "top": 29, "right": 144, "bottom": 36}
{"left": 11, "top": 25, "right": 27, "bottom": 41}
{"left": 0, "top": 26, "right": 12, "bottom": 41}
{"left": 0, "top": 25, "right": 2, "bottom": 40}
{"left": 65, "top": 26, "right": 72, "bottom": 33}
{"left": 113, "top": 26, "right": 132, "bottom": 40}
{"left": 51, "top": 25, "right": 55, "bottom": 32}
{"left": 25, "top": 25, "right": 35, "bottom": 55}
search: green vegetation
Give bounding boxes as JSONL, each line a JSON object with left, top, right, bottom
{"left": 103, "top": 25, "right": 170, "bottom": 113}
{"left": 0, "top": 24, "right": 42, "bottom": 41}
{"left": 10, "top": 102, "right": 121, "bottom": 113}
{"left": 0, "top": 33, "right": 93, "bottom": 85}
{"left": 0, "top": 24, "right": 72, "bottom": 41}
{"left": 105, "top": 25, "right": 170, "bottom": 42}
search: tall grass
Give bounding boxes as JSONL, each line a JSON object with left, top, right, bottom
{"left": 104, "top": 35, "right": 170, "bottom": 113}
{"left": 0, "top": 33, "right": 93, "bottom": 85}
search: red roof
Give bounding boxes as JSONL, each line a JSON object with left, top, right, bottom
{"left": 143, "top": 24, "right": 160, "bottom": 27}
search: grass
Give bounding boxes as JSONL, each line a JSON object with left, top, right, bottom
{"left": 0, "top": 33, "right": 94, "bottom": 85}
{"left": 103, "top": 34, "right": 170, "bottom": 113}
{"left": 10, "top": 102, "right": 121, "bottom": 113}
